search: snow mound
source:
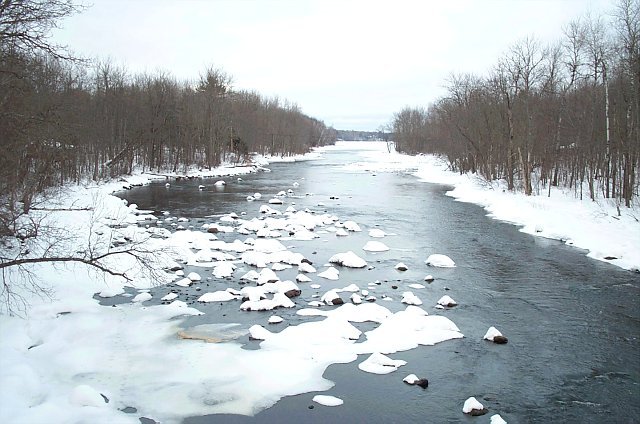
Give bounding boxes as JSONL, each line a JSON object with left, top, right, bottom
{"left": 425, "top": 254, "right": 456, "bottom": 268}
{"left": 491, "top": 414, "right": 508, "bottom": 423}
{"left": 312, "top": 395, "right": 344, "bottom": 406}
{"left": 318, "top": 267, "right": 339, "bottom": 280}
{"left": 463, "top": 397, "right": 486, "bottom": 414}
{"left": 483, "top": 326, "right": 503, "bottom": 341}
{"left": 329, "top": 251, "right": 367, "bottom": 268}
{"left": 437, "top": 295, "right": 457, "bottom": 307}
{"left": 343, "top": 221, "right": 361, "bottom": 232}
{"left": 198, "top": 290, "right": 239, "bottom": 302}
{"left": 363, "top": 241, "right": 390, "bottom": 252}
{"left": 69, "top": 384, "right": 106, "bottom": 407}
{"left": 368, "top": 229, "right": 386, "bottom": 238}
{"left": 401, "top": 292, "right": 422, "bottom": 306}
{"left": 358, "top": 352, "right": 406, "bottom": 374}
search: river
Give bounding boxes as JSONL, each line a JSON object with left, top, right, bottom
{"left": 118, "top": 144, "right": 640, "bottom": 423}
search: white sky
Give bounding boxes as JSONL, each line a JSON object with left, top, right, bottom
{"left": 52, "top": 0, "right": 615, "bottom": 131}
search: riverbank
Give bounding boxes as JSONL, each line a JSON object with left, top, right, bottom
{"left": 317, "top": 141, "right": 640, "bottom": 272}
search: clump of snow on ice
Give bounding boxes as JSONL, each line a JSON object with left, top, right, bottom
{"left": 490, "top": 414, "right": 508, "bottom": 423}
{"left": 268, "top": 315, "right": 284, "bottom": 324}
{"left": 338, "top": 284, "right": 360, "bottom": 293}
{"left": 213, "top": 262, "right": 236, "bottom": 278}
{"left": 132, "top": 292, "right": 152, "bottom": 303}
{"left": 318, "top": 266, "right": 339, "bottom": 280}
{"left": 161, "top": 292, "right": 178, "bottom": 301}
{"left": 97, "top": 286, "right": 124, "bottom": 298}
{"left": 329, "top": 251, "right": 367, "bottom": 268}
{"left": 408, "top": 283, "right": 425, "bottom": 289}
{"left": 310, "top": 284, "right": 321, "bottom": 289}
{"left": 312, "top": 394, "right": 344, "bottom": 406}
{"left": 368, "top": 229, "right": 386, "bottom": 238}
{"left": 358, "top": 352, "right": 407, "bottom": 374}
{"left": 187, "top": 272, "right": 201, "bottom": 281}
{"left": 296, "top": 273, "right": 312, "bottom": 283}
{"left": 401, "top": 292, "right": 422, "bottom": 306}
{"left": 335, "top": 228, "right": 349, "bottom": 236}
{"left": 351, "top": 294, "right": 362, "bottom": 304}
{"left": 321, "top": 289, "right": 343, "bottom": 305}
{"left": 437, "top": 295, "right": 457, "bottom": 307}
{"left": 363, "top": 241, "right": 390, "bottom": 252}
{"left": 425, "top": 254, "right": 456, "bottom": 268}
{"left": 198, "top": 290, "right": 240, "bottom": 302}
{"left": 69, "top": 384, "right": 107, "bottom": 407}
{"left": 343, "top": 221, "right": 361, "bottom": 232}
{"left": 248, "top": 324, "right": 271, "bottom": 340}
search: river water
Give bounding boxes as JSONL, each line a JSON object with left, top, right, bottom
{"left": 118, "top": 144, "right": 639, "bottom": 423}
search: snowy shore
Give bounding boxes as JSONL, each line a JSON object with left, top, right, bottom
{"left": 1, "top": 142, "right": 637, "bottom": 424}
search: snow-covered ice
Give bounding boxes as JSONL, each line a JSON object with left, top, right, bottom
{"left": 312, "top": 394, "right": 344, "bottom": 406}
{"left": 358, "top": 352, "right": 407, "bottom": 374}
{"left": 363, "top": 241, "right": 390, "bottom": 252}
{"left": 425, "top": 254, "right": 456, "bottom": 268}
{"left": 329, "top": 251, "right": 367, "bottom": 268}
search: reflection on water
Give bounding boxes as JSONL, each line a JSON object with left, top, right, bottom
{"left": 119, "top": 147, "right": 639, "bottom": 423}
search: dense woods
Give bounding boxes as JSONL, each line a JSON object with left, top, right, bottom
{"left": 393, "top": 0, "right": 639, "bottom": 206}
{"left": 0, "top": 0, "right": 336, "bottom": 235}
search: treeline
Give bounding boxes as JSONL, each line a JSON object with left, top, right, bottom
{"left": 336, "top": 129, "right": 389, "bottom": 141}
{"left": 392, "top": 0, "right": 639, "bottom": 206}
{"left": 0, "top": 1, "right": 336, "bottom": 222}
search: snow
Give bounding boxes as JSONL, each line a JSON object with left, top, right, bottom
{"left": 187, "top": 271, "right": 202, "bottom": 281}
{"left": 484, "top": 326, "right": 503, "bottom": 341}
{"left": 401, "top": 291, "right": 422, "bottom": 306}
{"left": 268, "top": 315, "right": 284, "bottom": 324}
{"left": 358, "top": 352, "right": 407, "bottom": 374}
{"left": 363, "top": 241, "right": 390, "bottom": 252}
{"left": 343, "top": 220, "right": 362, "bottom": 232}
{"left": 329, "top": 251, "right": 368, "bottom": 268}
{"left": 296, "top": 273, "right": 312, "bottom": 283}
{"left": 368, "top": 228, "right": 387, "bottom": 238}
{"left": 69, "top": 384, "right": 107, "bottom": 407}
{"left": 491, "top": 414, "right": 508, "bottom": 423}
{"left": 198, "top": 290, "right": 239, "bottom": 302}
{"left": 3, "top": 141, "right": 637, "bottom": 423}
{"left": 425, "top": 254, "right": 456, "bottom": 268}
{"left": 437, "top": 295, "right": 457, "bottom": 307}
{"left": 318, "top": 266, "right": 340, "bottom": 280}
{"left": 403, "top": 374, "right": 420, "bottom": 384}
{"left": 161, "top": 292, "right": 178, "bottom": 301}
{"left": 132, "top": 292, "right": 152, "bottom": 303}
{"left": 463, "top": 396, "right": 485, "bottom": 414}
{"left": 312, "top": 394, "right": 344, "bottom": 406}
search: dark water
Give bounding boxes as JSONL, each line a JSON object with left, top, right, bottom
{"left": 118, "top": 146, "right": 640, "bottom": 424}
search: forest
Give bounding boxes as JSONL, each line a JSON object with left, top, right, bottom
{"left": 0, "top": 0, "right": 337, "bottom": 234}
{"left": 392, "top": 0, "right": 639, "bottom": 207}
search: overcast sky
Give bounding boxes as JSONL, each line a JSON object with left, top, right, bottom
{"left": 52, "top": 0, "right": 615, "bottom": 131}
